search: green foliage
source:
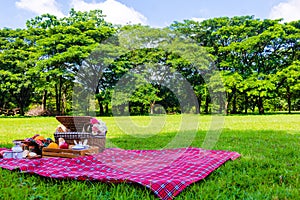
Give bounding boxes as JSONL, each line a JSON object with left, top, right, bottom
{"left": 0, "top": 9, "right": 115, "bottom": 115}
{"left": 172, "top": 17, "right": 300, "bottom": 114}
{"left": 1, "top": 13, "right": 300, "bottom": 115}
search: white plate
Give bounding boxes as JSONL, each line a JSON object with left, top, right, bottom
{"left": 72, "top": 146, "right": 85, "bottom": 150}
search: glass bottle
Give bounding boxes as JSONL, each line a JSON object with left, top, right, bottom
{"left": 11, "top": 140, "right": 23, "bottom": 159}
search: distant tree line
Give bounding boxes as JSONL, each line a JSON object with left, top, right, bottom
{"left": 0, "top": 10, "right": 299, "bottom": 116}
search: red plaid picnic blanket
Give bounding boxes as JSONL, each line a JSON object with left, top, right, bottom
{"left": 0, "top": 147, "right": 240, "bottom": 199}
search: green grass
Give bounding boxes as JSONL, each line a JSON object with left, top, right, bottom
{"left": 0, "top": 115, "right": 299, "bottom": 199}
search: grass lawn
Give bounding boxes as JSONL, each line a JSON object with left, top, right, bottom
{"left": 0, "top": 114, "right": 299, "bottom": 199}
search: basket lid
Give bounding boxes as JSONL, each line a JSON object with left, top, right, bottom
{"left": 55, "top": 116, "right": 92, "bottom": 132}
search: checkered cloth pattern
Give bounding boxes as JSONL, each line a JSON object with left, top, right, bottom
{"left": 0, "top": 147, "right": 240, "bottom": 199}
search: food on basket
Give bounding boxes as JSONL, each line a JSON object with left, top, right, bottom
{"left": 21, "top": 134, "right": 54, "bottom": 156}
{"left": 56, "top": 124, "right": 70, "bottom": 132}
{"left": 32, "top": 134, "right": 40, "bottom": 139}
{"left": 54, "top": 116, "right": 107, "bottom": 153}
{"left": 0, "top": 150, "right": 6, "bottom": 158}
{"left": 58, "top": 138, "right": 69, "bottom": 149}
{"left": 60, "top": 143, "right": 69, "bottom": 149}
{"left": 34, "top": 136, "right": 45, "bottom": 141}
{"left": 24, "top": 135, "right": 53, "bottom": 147}
{"left": 29, "top": 152, "right": 37, "bottom": 157}
{"left": 22, "top": 150, "right": 29, "bottom": 158}
{"left": 48, "top": 142, "right": 59, "bottom": 148}
{"left": 90, "top": 118, "right": 107, "bottom": 136}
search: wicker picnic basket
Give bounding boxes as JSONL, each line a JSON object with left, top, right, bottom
{"left": 54, "top": 116, "right": 106, "bottom": 152}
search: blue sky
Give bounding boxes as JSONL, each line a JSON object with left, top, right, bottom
{"left": 0, "top": 0, "right": 300, "bottom": 29}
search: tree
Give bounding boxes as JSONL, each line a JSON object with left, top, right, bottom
{"left": 109, "top": 25, "right": 215, "bottom": 115}
{"left": 0, "top": 28, "right": 40, "bottom": 115}
{"left": 171, "top": 16, "right": 300, "bottom": 114}
{"left": 27, "top": 9, "right": 115, "bottom": 114}
{"left": 221, "top": 72, "right": 243, "bottom": 114}
{"left": 1, "top": 15, "right": 299, "bottom": 115}
{"left": 130, "top": 83, "right": 162, "bottom": 114}
{"left": 75, "top": 42, "right": 126, "bottom": 115}
{"left": 276, "top": 61, "right": 300, "bottom": 113}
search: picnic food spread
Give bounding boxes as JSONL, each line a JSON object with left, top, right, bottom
{"left": 0, "top": 116, "right": 107, "bottom": 159}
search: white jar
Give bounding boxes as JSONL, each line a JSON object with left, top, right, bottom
{"left": 11, "top": 141, "right": 23, "bottom": 159}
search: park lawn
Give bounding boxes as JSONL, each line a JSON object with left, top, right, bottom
{"left": 0, "top": 114, "right": 299, "bottom": 199}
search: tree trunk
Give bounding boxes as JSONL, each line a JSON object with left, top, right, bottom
{"left": 252, "top": 101, "right": 255, "bottom": 113}
{"left": 42, "top": 90, "right": 47, "bottom": 111}
{"left": 19, "top": 102, "right": 24, "bottom": 116}
{"left": 232, "top": 90, "right": 237, "bottom": 114}
{"left": 55, "top": 84, "right": 60, "bottom": 114}
{"left": 58, "top": 76, "right": 62, "bottom": 115}
{"left": 287, "top": 86, "right": 291, "bottom": 114}
{"left": 61, "top": 91, "right": 66, "bottom": 115}
{"left": 204, "top": 95, "right": 210, "bottom": 114}
{"left": 141, "top": 104, "right": 144, "bottom": 115}
{"left": 219, "top": 93, "right": 224, "bottom": 114}
{"left": 150, "top": 103, "right": 155, "bottom": 114}
{"left": 42, "top": 76, "right": 49, "bottom": 111}
{"left": 224, "top": 101, "right": 229, "bottom": 115}
{"left": 244, "top": 92, "right": 248, "bottom": 114}
{"left": 105, "top": 103, "right": 109, "bottom": 115}
{"left": 150, "top": 100, "right": 156, "bottom": 115}
{"left": 99, "top": 101, "right": 104, "bottom": 116}
{"left": 128, "top": 103, "right": 131, "bottom": 114}
{"left": 225, "top": 92, "right": 232, "bottom": 115}
{"left": 55, "top": 77, "right": 63, "bottom": 115}
{"left": 85, "top": 96, "right": 90, "bottom": 116}
{"left": 119, "top": 104, "right": 125, "bottom": 116}
{"left": 258, "top": 96, "right": 264, "bottom": 114}
{"left": 197, "top": 95, "right": 201, "bottom": 114}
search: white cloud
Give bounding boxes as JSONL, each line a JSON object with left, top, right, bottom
{"left": 191, "top": 17, "right": 206, "bottom": 22}
{"left": 269, "top": 0, "right": 300, "bottom": 22}
{"left": 70, "top": 0, "right": 147, "bottom": 25}
{"left": 15, "top": 0, "right": 65, "bottom": 18}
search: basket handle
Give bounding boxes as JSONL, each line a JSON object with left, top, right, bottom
{"left": 82, "top": 123, "right": 92, "bottom": 133}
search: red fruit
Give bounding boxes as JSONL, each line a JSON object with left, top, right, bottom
{"left": 0, "top": 150, "right": 5, "bottom": 158}
{"left": 59, "top": 142, "right": 69, "bottom": 149}
{"left": 35, "top": 139, "right": 44, "bottom": 146}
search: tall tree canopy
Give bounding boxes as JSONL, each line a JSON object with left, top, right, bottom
{"left": 0, "top": 12, "right": 299, "bottom": 116}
